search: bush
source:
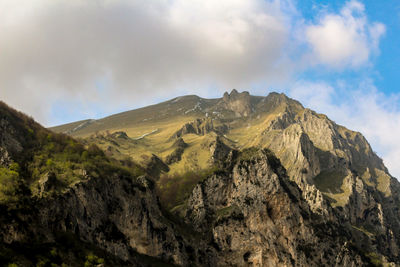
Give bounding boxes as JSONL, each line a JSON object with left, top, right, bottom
{"left": 84, "top": 253, "right": 104, "bottom": 267}
{"left": 156, "top": 167, "right": 218, "bottom": 210}
{"left": 0, "top": 166, "right": 20, "bottom": 203}
{"left": 238, "top": 147, "right": 260, "bottom": 161}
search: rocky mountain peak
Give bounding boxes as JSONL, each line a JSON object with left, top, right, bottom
{"left": 219, "top": 89, "right": 252, "bottom": 117}
{"left": 256, "top": 92, "right": 304, "bottom": 114}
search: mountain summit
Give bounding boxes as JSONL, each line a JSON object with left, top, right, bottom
{"left": 219, "top": 89, "right": 252, "bottom": 117}
{"left": 1, "top": 91, "right": 400, "bottom": 266}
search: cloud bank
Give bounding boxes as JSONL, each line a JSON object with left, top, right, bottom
{"left": 0, "top": 0, "right": 384, "bottom": 123}
{"left": 0, "top": 0, "right": 293, "bottom": 123}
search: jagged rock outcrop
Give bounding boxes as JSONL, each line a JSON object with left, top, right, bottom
{"left": 38, "top": 172, "right": 59, "bottom": 196}
{"left": 172, "top": 118, "right": 212, "bottom": 139}
{"left": 172, "top": 118, "right": 228, "bottom": 139}
{"left": 254, "top": 96, "right": 400, "bottom": 263}
{"left": 110, "top": 131, "right": 130, "bottom": 140}
{"left": 208, "top": 136, "right": 233, "bottom": 166}
{"left": 218, "top": 89, "right": 253, "bottom": 117}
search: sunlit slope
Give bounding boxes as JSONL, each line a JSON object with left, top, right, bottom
{"left": 51, "top": 95, "right": 219, "bottom": 137}
{"left": 51, "top": 90, "right": 396, "bottom": 207}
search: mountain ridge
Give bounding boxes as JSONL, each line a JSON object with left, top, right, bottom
{"left": 1, "top": 91, "right": 400, "bottom": 266}
{"left": 50, "top": 91, "right": 300, "bottom": 136}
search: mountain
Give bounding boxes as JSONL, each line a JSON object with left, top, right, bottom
{"left": 1, "top": 90, "right": 400, "bottom": 266}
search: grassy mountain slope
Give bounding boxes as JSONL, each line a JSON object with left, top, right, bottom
{"left": 52, "top": 90, "right": 393, "bottom": 203}
{"left": 51, "top": 91, "right": 400, "bottom": 265}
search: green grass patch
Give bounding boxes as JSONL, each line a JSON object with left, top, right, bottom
{"left": 351, "top": 225, "right": 375, "bottom": 239}
{"left": 365, "top": 252, "right": 383, "bottom": 267}
{"left": 156, "top": 167, "right": 219, "bottom": 211}
{"left": 314, "top": 171, "right": 346, "bottom": 194}
{"left": 215, "top": 205, "right": 240, "bottom": 219}
{"left": 238, "top": 147, "right": 260, "bottom": 161}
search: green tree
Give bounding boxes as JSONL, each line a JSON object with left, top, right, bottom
{"left": 0, "top": 166, "right": 20, "bottom": 203}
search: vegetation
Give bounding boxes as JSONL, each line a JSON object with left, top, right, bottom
{"left": 365, "top": 252, "right": 383, "bottom": 266}
{"left": 1, "top": 230, "right": 178, "bottom": 267}
{"left": 0, "top": 101, "right": 144, "bottom": 206}
{"left": 215, "top": 205, "right": 241, "bottom": 220}
{"left": 0, "top": 231, "right": 128, "bottom": 266}
{"left": 313, "top": 170, "right": 352, "bottom": 207}
{"left": 314, "top": 171, "right": 346, "bottom": 194}
{"left": 156, "top": 167, "right": 219, "bottom": 211}
{"left": 0, "top": 163, "right": 21, "bottom": 203}
{"left": 238, "top": 147, "right": 261, "bottom": 161}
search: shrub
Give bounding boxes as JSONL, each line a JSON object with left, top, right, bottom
{"left": 156, "top": 167, "right": 218, "bottom": 210}
{"left": 0, "top": 166, "right": 20, "bottom": 203}
{"left": 84, "top": 253, "right": 104, "bottom": 267}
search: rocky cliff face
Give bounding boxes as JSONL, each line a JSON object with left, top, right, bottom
{"left": 0, "top": 172, "right": 193, "bottom": 265}
{"left": 184, "top": 149, "right": 366, "bottom": 266}
{"left": 0, "top": 147, "right": 373, "bottom": 266}
{"left": 255, "top": 95, "right": 400, "bottom": 263}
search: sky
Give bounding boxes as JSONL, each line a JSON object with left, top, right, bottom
{"left": 0, "top": 0, "right": 400, "bottom": 178}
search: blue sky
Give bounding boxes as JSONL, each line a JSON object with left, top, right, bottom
{"left": 297, "top": 0, "right": 400, "bottom": 96}
{"left": 0, "top": 0, "right": 400, "bottom": 177}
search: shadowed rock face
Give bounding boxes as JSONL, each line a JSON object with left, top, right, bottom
{"left": 165, "top": 138, "right": 188, "bottom": 165}
{"left": 0, "top": 172, "right": 196, "bottom": 265}
{"left": 145, "top": 154, "right": 169, "bottom": 178}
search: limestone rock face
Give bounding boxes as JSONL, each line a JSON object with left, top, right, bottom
{"left": 184, "top": 150, "right": 364, "bottom": 266}
{"left": 254, "top": 96, "right": 400, "bottom": 264}
{"left": 38, "top": 172, "right": 59, "bottom": 196}
{"left": 208, "top": 136, "right": 232, "bottom": 165}
{"left": 0, "top": 118, "right": 23, "bottom": 166}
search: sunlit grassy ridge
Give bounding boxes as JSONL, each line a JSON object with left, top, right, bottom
{"left": 50, "top": 92, "right": 394, "bottom": 209}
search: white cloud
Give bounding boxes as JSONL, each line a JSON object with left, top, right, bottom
{"left": 0, "top": 0, "right": 293, "bottom": 124}
{"left": 305, "top": 0, "right": 385, "bottom": 68}
{"left": 0, "top": 0, "right": 387, "bottom": 125}
{"left": 288, "top": 80, "right": 400, "bottom": 179}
